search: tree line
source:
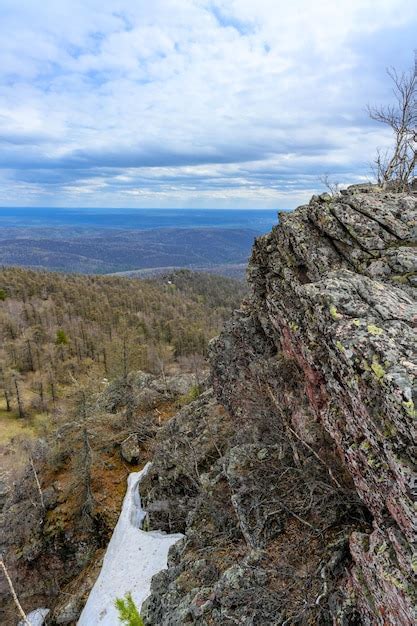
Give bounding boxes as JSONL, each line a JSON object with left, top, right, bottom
{"left": 0, "top": 267, "right": 246, "bottom": 421}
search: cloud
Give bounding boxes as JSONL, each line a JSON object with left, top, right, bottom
{"left": 0, "top": 0, "right": 416, "bottom": 207}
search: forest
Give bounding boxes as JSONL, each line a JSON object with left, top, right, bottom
{"left": 0, "top": 266, "right": 247, "bottom": 623}
{"left": 0, "top": 266, "right": 246, "bottom": 421}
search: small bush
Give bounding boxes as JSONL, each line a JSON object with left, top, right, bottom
{"left": 55, "top": 329, "right": 69, "bottom": 345}
{"left": 115, "top": 593, "right": 144, "bottom": 626}
{"left": 178, "top": 384, "right": 202, "bottom": 407}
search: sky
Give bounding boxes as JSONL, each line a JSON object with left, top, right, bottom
{"left": 0, "top": 0, "right": 416, "bottom": 209}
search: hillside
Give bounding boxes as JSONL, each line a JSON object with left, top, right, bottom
{"left": 1, "top": 185, "right": 416, "bottom": 625}
{"left": 0, "top": 267, "right": 247, "bottom": 624}
{"left": 0, "top": 227, "right": 258, "bottom": 275}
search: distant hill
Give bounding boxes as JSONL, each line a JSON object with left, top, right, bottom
{"left": 0, "top": 227, "right": 258, "bottom": 274}
{"left": 112, "top": 263, "right": 248, "bottom": 279}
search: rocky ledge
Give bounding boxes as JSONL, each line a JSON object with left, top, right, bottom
{"left": 141, "top": 186, "right": 416, "bottom": 625}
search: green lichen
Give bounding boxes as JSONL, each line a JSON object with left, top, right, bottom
{"left": 367, "top": 324, "right": 383, "bottom": 336}
{"left": 391, "top": 271, "right": 417, "bottom": 284}
{"left": 335, "top": 340, "right": 345, "bottom": 352}
{"left": 289, "top": 321, "right": 299, "bottom": 332}
{"left": 376, "top": 542, "right": 388, "bottom": 556}
{"left": 392, "top": 274, "right": 409, "bottom": 285}
{"left": 383, "top": 422, "right": 397, "bottom": 438}
{"left": 359, "top": 440, "right": 371, "bottom": 452}
{"left": 371, "top": 360, "right": 385, "bottom": 380}
{"left": 367, "top": 455, "right": 381, "bottom": 469}
{"left": 402, "top": 399, "right": 417, "bottom": 418}
{"left": 329, "top": 304, "right": 341, "bottom": 320}
{"left": 383, "top": 572, "right": 405, "bottom": 591}
{"left": 353, "top": 319, "right": 361, "bottom": 327}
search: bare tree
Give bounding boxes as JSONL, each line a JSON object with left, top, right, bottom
{"left": 13, "top": 374, "right": 25, "bottom": 419}
{"left": 0, "top": 557, "right": 31, "bottom": 625}
{"left": 318, "top": 174, "right": 341, "bottom": 197}
{"left": 368, "top": 54, "right": 417, "bottom": 190}
{"left": 29, "top": 455, "right": 45, "bottom": 510}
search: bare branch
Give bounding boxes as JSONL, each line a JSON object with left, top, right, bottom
{"left": 369, "top": 54, "right": 417, "bottom": 190}
{"left": 29, "top": 456, "right": 45, "bottom": 510}
{"left": 0, "top": 557, "right": 32, "bottom": 625}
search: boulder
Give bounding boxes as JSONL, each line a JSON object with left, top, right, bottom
{"left": 120, "top": 435, "right": 141, "bottom": 464}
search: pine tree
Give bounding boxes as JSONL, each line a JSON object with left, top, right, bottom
{"left": 55, "top": 329, "right": 69, "bottom": 345}
{"left": 115, "top": 593, "right": 144, "bottom": 626}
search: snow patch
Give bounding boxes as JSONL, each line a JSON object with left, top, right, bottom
{"left": 77, "top": 462, "right": 183, "bottom": 625}
{"left": 19, "top": 608, "right": 49, "bottom": 626}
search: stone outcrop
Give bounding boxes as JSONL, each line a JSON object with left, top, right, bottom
{"left": 142, "top": 186, "right": 416, "bottom": 625}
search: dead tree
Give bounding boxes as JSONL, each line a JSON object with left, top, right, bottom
{"left": 81, "top": 425, "right": 94, "bottom": 519}
{"left": 368, "top": 54, "right": 417, "bottom": 190}
{"left": 318, "top": 174, "right": 341, "bottom": 197}
{"left": 0, "top": 557, "right": 31, "bottom": 625}
{"left": 13, "top": 375, "right": 25, "bottom": 419}
{"left": 76, "top": 388, "right": 95, "bottom": 521}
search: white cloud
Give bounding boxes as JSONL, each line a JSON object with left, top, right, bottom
{"left": 0, "top": 0, "right": 416, "bottom": 207}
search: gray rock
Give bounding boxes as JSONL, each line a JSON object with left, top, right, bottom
{"left": 120, "top": 435, "right": 141, "bottom": 464}
{"left": 142, "top": 188, "right": 417, "bottom": 625}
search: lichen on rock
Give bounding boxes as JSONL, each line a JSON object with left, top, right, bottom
{"left": 141, "top": 187, "right": 417, "bottom": 624}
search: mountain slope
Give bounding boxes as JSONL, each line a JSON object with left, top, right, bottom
{"left": 0, "top": 228, "right": 258, "bottom": 274}
{"left": 141, "top": 185, "right": 416, "bottom": 625}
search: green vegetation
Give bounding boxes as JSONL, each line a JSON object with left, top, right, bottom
{"left": 178, "top": 383, "right": 203, "bottom": 406}
{"left": 0, "top": 267, "right": 246, "bottom": 424}
{"left": 371, "top": 360, "right": 385, "bottom": 380}
{"left": 329, "top": 304, "right": 341, "bottom": 320}
{"left": 55, "top": 329, "right": 69, "bottom": 345}
{"left": 115, "top": 593, "right": 144, "bottom": 626}
{"left": 402, "top": 399, "right": 416, "bottom": 418}
{"left": 367, "top": 324, "right": 383, "bottom": 336}
{"left": 0, "top": 288, "right": 6, "bottom": 300}
{"left": 0, "top": 266, "right": 246, "bottom": 624}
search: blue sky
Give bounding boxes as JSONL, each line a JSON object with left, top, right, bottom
{"left": 0, "top": 0, "right": 416, "bottom": 208}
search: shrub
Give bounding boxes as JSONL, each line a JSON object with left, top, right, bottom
{"left": 178, "top": 384, "right": 202, "bottom": 407}
{"left": 55, "top": 329, "right": 69, "bottom": 345}
{"left": 115, "top": 593, "right": 144, "bottom": 626}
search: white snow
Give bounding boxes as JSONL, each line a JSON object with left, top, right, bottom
{"left": 19, "top": 608, "right": 49, "bottom": 626}
{"left": 77, "top": 462, "right": 183, "bottom": 625}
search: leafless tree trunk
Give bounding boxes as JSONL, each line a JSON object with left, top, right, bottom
{"left": 81, "top": 426, "right": 94, "bottom": 519}
{"left": 368, "top": 54, "right": 417, "bottom": 190}
{"left": 122, "top": 336, "right": 129, "bottom": 382}
{"left": 49, "top": 373, "right": 57, "bottom": 405}
{"left": 102, "top": 347, "right": 108, "bottom": 376}
{"left": 318, "top": 174, "right": 341, "bottom": 196}
{"left": 0, "top": 557, "right": 31, "bottom": 625}
{"left": 29, "top": 456, "right": 45, "bottom": 510}
{"left": 4, "top": 389, "right": 11, "bottom": 412}
{"left": 14, "top": 376, "right": 25, "bottom": 419}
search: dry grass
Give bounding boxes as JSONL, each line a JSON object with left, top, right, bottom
{"left": 0, "top": 409, "right": 34, "bottom": 444}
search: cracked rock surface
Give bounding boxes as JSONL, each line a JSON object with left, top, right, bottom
{"left": 141, "top": 186, "right": 416, "bottom": 625}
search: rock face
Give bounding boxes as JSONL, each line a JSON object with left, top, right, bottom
{"left": 142, "top": 187, "right": 416, "bottom": 625}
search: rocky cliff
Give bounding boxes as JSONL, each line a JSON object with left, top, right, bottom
{"left": 141, "top": 186, "right": 416, "bottom": 625}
